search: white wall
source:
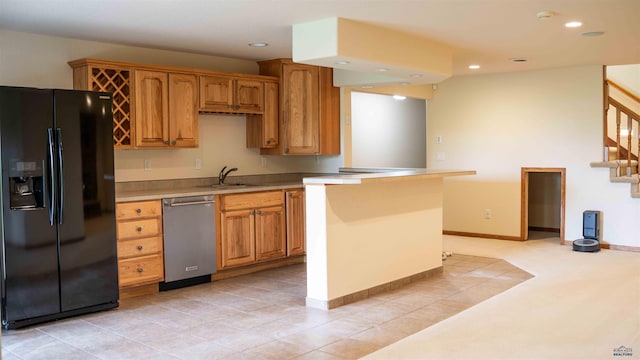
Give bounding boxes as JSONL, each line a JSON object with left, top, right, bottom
{"left": 0, "top": 30, "right": 343, "bottom": 182}
{"left": 428, "top": 65, "right": 639, "bottom": 248}
{"left": 351, "top": 92, "right": 426, "bottom": 168}
{"left": 608, "top": 64, "right": 640, "bottom": 98}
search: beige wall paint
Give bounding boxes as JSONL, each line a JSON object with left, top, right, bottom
{"left": 608, "top": 64, "right": 640, "bottom": 98}
{"left": 305, "top": 178, "right": 443, "bottom": 303}
{"left": 428, "top": 66, "right": 639, "bottom": 247}
{"left": 0, "top": 30, "right": 344, "bottom": 182}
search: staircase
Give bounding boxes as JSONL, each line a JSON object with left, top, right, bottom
{"left": 590, "top": 78, "right": 640, "bottom": 198}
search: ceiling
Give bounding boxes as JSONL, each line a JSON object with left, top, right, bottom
{"left": 0, "top": 0, "right": 639, "bottom": 79}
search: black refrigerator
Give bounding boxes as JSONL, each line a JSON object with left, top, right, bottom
{"left": 0, "top": 86, "right": 118, "bottom": 329}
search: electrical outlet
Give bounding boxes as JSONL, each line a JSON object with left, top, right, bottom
{"left": 144, "top": 159, "right": 150, "bottom": 171}
{"left": 436, "top": 135, "right": 442, "bottom": 144}
{"left": 261, "top": 156, "right": 267, "bottom": 168}
{"left": 345, "top": 114, "right": 351, "bottom": 126}
{"left": 436, "top": 152, "right": 445, "bottom": 161}
{"left": 195, "top": 158, "right": 202, "bottom": 170}
{"left": 484, "top": 209, "right": 492, "bottom": 219}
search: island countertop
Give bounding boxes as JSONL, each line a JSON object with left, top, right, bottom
{"left": 303, "top": 169, "right": 476, "bottom": 185}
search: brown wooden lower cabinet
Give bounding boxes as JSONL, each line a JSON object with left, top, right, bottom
{"left": 115, "top": 200, "right": 164, "bottom": 298}
{"left": 285, "top": 189, "right": 306, "bottom": 256}
{"left": 219, "top": 191, "right": 290, "bottom": 269}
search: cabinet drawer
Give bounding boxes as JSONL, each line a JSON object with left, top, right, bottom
{"left": 117, "top": 218, "right": 162, "bottom": 240}
{"left": 118, "top": 254, "right": 164, "bottom": 287}
{"left": 117, "top": 236, "right": 162, "bottom": 259}
{"left": 221, "top": 191, "right": 283, "bottom": 211}
{"left": 116, "top": 201, "right": 162, "bottom": 220}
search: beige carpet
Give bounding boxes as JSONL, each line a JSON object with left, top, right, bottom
{"left": 365, "top": 235, "right": 640, "bottom": 360}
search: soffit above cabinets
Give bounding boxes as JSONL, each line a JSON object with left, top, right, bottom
{"left": 292, "top": 18, "right": 452, "bottom": 87}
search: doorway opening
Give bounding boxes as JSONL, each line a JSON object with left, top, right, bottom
{"left": 521, "top": 168, "right": 566, "bottom": 243}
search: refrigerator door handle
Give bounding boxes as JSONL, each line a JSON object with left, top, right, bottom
{"left": 56, "top": 128, "right": 64, "bottom": 225}
{"left": 47, "top": 128, "right": 56, "bottom": 226}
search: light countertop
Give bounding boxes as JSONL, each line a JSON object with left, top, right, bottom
{"left": 303, "top": 169, "right": 476, "bottom": 185}
{"left": 116, "top": 182, "right": 303, "bottom": 202}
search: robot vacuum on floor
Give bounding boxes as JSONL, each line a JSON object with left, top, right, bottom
{"left": 573, "top": 210, "right": 601, "bottom": 253}
{"left": 573, "top": 238, "right": 600, "bottom": 252}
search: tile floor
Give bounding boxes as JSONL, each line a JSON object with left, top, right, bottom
{"left": 2, "top": 255, "right": 532, "bottom": 360}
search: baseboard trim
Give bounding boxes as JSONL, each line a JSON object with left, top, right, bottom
{"left": 211, "top": 255, "right": 305, "bottom": 281}
{"left": 599, "top": 243, "right": 640, "bottom": 252}
{"left": 306, "top": 266, "right": 444, "bottom": 310}
{"left": 528, "top": 226, "right": 560, "bottom": 233}
{"left": 443, "top": 230, "right": 522, "bottom": 241}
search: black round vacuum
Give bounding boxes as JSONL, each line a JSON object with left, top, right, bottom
{"left": 573, "top": 238, "right": 600, "bottom": 252}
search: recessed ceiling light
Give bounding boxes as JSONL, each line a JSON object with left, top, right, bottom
{"left": 468, "top": 65, "right": 480, "bottom": 69}
{"left": 393, "top": 95, "right": 406, "bottom": 100}
{"left": 510, "top": 58, "right": 528, "bottom": 63}
{"left": 248, "top": 42, "right": 268, "bottom": 47}
{"left": 360, "top": 85, "right": 374, "bottom": 89}
{"left": 565, "top": 21, "right": 583, "bottom": 28}
{"left": 409, "top": 74, "right": 423, "bottom": 78}
{"left": 536, "top": 10, "right": 555, "bottom": 20}
{"left": 335, "top": 60, "right": 350, "bottom": 65}
{"left": 582, "top": 31, "right": 605, "bottom": 37}
{"left": 376, "top": 68, "right": 390, "bottom": 72}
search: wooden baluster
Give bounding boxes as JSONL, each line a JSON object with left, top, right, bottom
{"left": 603, "top": 79, "right": 609, "bottom": 160}
{"left": 628, "top": 114, "right": 633, "bottom": 176}
{"left": 616, "top": 108, "right": 621, "bottom": 162}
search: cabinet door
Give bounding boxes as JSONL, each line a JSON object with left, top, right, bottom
{"left": 282, "top": 64, "right": 319, "bottom": 154}
{"left": 246, "top": 82, "right": 278, "bottom": 148}
{"left": 255, "top": 206, "right": 286, "bottom": 261}
{"left": 134, "top": 70, "right": 169, "bottom": 147}
{"left": 285, "top": 190, "right": 305, "bottom": 256}
{"left": 220, "top": 209, "right": 256, "bottom": 268}
{"left": 235, "top": 79, "right": 264, "bottom": 114}
{"left": 199, "top": 75, "right": 233, "bottom": 112}
{"left": 169, "top": 73, "right": 198, "bottom": 147}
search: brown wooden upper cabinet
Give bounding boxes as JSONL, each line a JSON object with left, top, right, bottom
{"left": 199, "top": 76, "right": 264, "bottom": 114}
{"left": 68, "top": 59, "right": 135, "bottom": 149}
{"left": 256, "top": 59, "right": 340, "bottom": 155}
{"left": 134, "top": 70, "right": 198, "bottom": 148}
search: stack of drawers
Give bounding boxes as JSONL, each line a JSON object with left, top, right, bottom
{"left": 115, "top": 200, "right": 164, "bottom": 295}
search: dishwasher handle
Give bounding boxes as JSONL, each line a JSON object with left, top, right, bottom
{"left": 163, "top": 197, "right": 215, "bottom": 208}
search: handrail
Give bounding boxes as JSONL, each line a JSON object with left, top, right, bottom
{"left": 608, "top": 79, "right": 640, "bottom": 104}
{"left": 604, "top": 79, "right": 640, "bottom": 175}
{"left": 608, "top": 97, "right": 640, "bottom": 121}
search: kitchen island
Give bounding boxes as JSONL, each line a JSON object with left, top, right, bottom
{"left": 303, "top": 169, "right": 475, "bottom": 309}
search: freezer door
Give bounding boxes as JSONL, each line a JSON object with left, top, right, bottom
{"left": 0, "top": 87, "right": 60, "bottom": 324}
{"left": 54, "top": 90, "right": 118, "bottom": 312}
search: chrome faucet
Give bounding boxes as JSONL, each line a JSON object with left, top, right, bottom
{"left": 218, "top": 166, "right": 238, "bottom": 185}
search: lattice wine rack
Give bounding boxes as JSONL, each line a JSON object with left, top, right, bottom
{"left": 90, "top": 68, "right": 132, "bottom": 147}
{"left": 70, "top": 60, "right": 134, "bottom": 148}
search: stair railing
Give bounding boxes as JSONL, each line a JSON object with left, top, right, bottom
{"left": 604, "top": 79, "right": 640, "bottom": 176}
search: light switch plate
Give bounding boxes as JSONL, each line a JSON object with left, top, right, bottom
{"left": 436, "top": 135, "right": 443, "bottom": 144}
{"left": 195, "top": 158, "right": 202, "bottom": 170}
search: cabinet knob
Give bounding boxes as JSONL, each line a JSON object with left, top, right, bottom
{"left": 164, "top": 140, "right": 170, "bottom": 145}
{"left": 137, "top": 245, "right": 143, "bottom": 251}
{"left": 171, "top": 140, "right": 177, "bottom": 145}
{"left": 136, "top": 208, "right": 142, "bottom": 214}
{"left": 137, "top": 267, "right": 144, "bottom": 273}
{"left": 256, "top": 210, "right": 262, "bottom": 215}
{"left": 136, "top": 227, "right": 142, "bottom": 232}
{"left": 266, "top": 139, "right": 271, "bottom": 145}
{"left": 284, "top": 147, "right": 289, "bottom": 154}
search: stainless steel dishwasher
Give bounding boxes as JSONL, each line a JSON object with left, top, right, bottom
{"left": 161, "top": 195, "right": 216, "bottom": 290}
